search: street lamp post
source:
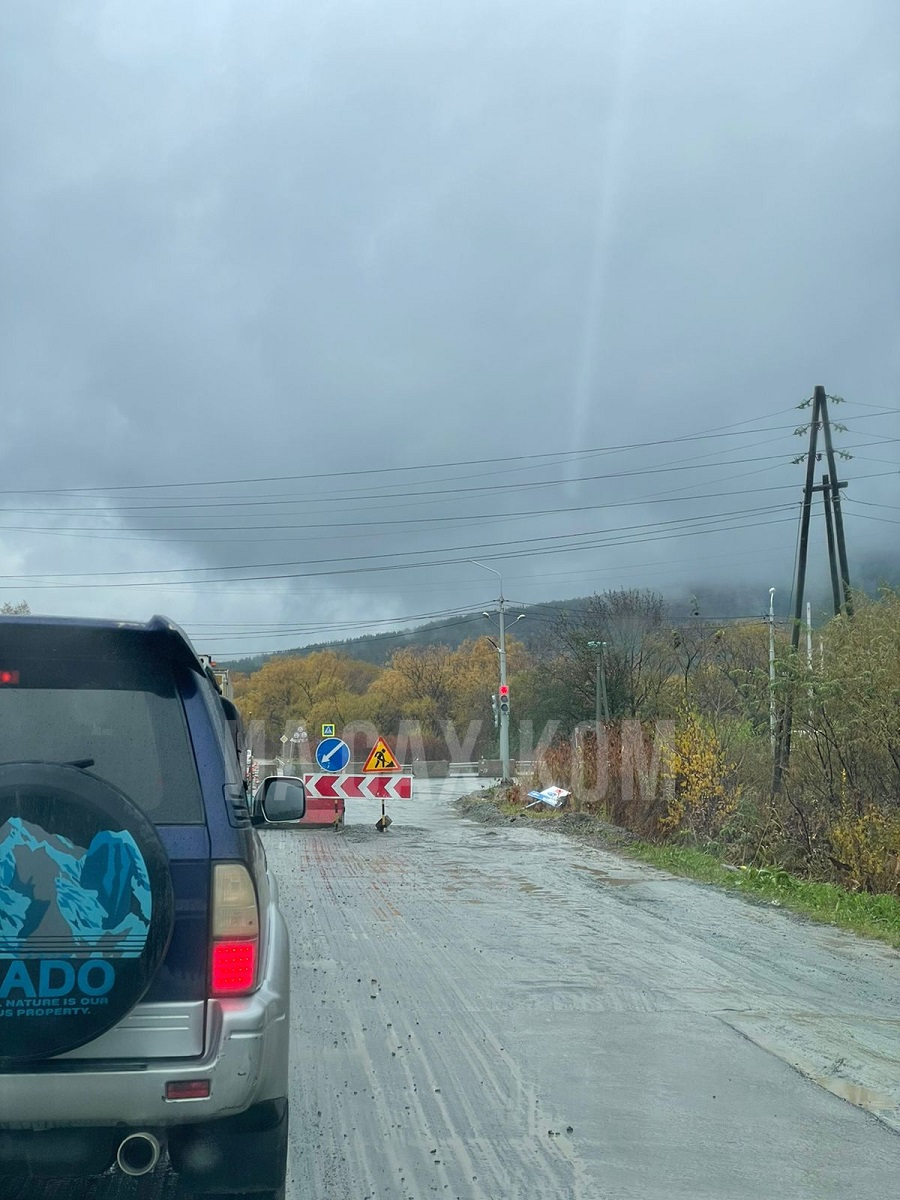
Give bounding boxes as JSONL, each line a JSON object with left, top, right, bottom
{"left": 470, "top": 560, "right": 523, "bottom": 783}
{"left": 768, "top": 588, "right": 777, "bottom": 755}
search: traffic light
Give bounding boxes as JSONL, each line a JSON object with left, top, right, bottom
{"left": 498, "top": 684, "right": 510, "bottom": 717}
{"left": 490, "top": 693, "right": 499, "bottom": 728}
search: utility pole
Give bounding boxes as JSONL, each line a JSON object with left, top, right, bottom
{"left": 774, "top": 393, "right": 820, "bottom": 793}
{"left": 497, "top": 597, "right": 509, "bottom": 780}
{"left": 471, "top": 560, "right": 522, "bottom": 783}
{"left": 820, "top": 474, "right": 842, "bottom": 616}
{"left": 768, "top": 588, "right": 776, "bottom": 755}
{"left": 818, "top": 389, "right": 853, "bottom": 615}
{"left": 806, "top": 600, "right": 814, "bottom": 720}
{"left": 774, "top": 385, "right": 854, "bottom": 794}
{"left": 587, "top": 640, "right": 610, "bottom": 725}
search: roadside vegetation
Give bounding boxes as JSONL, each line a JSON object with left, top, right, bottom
{"left": 513, "top": 588, "right": 900, "bottom": 895}
{"left": 234, "top": 586, "right": 900, "bottom": 919}
{"left": 627, "top": 846, "right": 900, "bottom": 947}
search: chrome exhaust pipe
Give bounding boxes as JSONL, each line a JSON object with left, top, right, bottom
{"left": 116, "top": 1131, "right": 161, "bottom": 1176}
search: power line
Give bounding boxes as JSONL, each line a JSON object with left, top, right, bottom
{"left": 0, "top": 440, "right": 877, "bottom": 519}
{"left": 210, "top": 615, "right": 490, "bottom": 661}
{"left": 0, "top": 502, "right": 795, "bottom": 582}
{"left": 184, "top": 603, "right": 481, "bottom": 636}
{"left": 0, "top": 449, "right": 798, "bottom": 514}
{"left": 8, "top": 408, "right": 897, "bottom": 501}
{"left": 843, "top": 510, "right": 900, "bottom": 526}
{"left": 0, "top": 410, "right": 808, "bottom": 497}
{"left": 844, "top": 497, "right": 900, "bottom": 511}
{"left": 0, "top": 467, "right": 895, "bottom": 545}
{"left": 840, "top": 400, "right": 900, "bottom": 413}
{"left": 3, "top": 429, "right": 894, "bottom": 525}
{"left": 12, "top": 412, "right": 899, "bottom": 507}
{"left": 2, "top": 513, "right": 798, "bottom": 590}
{"left": 166, "top": 545, "right": 797, "bottom": 601}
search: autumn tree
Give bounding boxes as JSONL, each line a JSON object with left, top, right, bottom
{"left": 367, "top": 645, "right": 456, "bottom": 742}
{"left": 366, "top": 638, "right": 530, "bottom": 756}
{"left": 685, "top": 620, "right": 779, "bottom": 731}
{"left": 232, "top": 651, "right": 379, "bottom": 753}
{"left": 548, "top": 589, "right": 674, "bottom": 725}
{"left": 791, "top": 589, "right": 900, "bottom": 816}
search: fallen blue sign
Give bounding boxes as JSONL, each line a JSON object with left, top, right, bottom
{"left": 526, "top": 786, "right": 571, "bottom": 810}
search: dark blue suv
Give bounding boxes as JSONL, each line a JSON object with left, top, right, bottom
{"left": 0, "top": 614, "right": 305, "bottom": 1198}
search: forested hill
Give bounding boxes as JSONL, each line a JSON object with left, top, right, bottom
{"left": 221, "top": 598, "right": 571, "bottom": 674}
{"left": 217, "top": 581, "right": 796, "bottom": 674}
{"left": 217, "top": 551, "right": 899, "bottom": 675}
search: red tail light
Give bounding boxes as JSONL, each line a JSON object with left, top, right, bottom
{"left": 211, "top": 940, "right": 257, "bottom": 995}
{"left": 210, "top": 864, "right": 259, "bottom": 997}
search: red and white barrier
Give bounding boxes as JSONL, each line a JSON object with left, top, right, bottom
{"left": 303, "top": 773, "right": 412, "bottom": 801}
{"left": 296, "top": 784, "right": 345, "bottom": 826}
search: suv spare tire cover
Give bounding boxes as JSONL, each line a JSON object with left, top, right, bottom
{"left": 0, "top": 762, "right": 175, "bottom": 1064}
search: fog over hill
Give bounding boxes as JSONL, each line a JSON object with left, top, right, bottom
{"left": 220, "top": 553, "right": 899, "bottom": 674}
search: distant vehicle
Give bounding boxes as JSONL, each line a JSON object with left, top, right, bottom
{"left": 0, "top": 614, "right": 306, "bottom": 1199}
{"left": 198, "top": 653, "right": 234, "bottom": 701}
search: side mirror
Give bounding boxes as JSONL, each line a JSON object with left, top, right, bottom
{"left": 254, "top": 775, "right": 307, "bottom": 824}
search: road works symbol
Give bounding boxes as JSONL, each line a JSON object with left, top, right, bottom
{"left": 315, "top": 738, "right": 350, "bottom": 772}
{"left": 363, "top": 736, "right": 399, "bottom": 772}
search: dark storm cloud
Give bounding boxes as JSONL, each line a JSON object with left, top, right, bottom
{"left": 1, "top": 0, "right": 897, "bottom": 651}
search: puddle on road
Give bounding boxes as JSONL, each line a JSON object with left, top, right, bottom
{"left": 812, "top": 1077, "right": 898, "bottom": 1112}
{"left": 571, "top": 863, "right": 644, "bottom": 887}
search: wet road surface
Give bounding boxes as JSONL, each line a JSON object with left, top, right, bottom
{"left": 7, "top": 779, "right": 900, "bottom": 1198}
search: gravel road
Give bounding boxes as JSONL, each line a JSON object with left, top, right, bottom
{"left": 8, "top": 779, "right": 900, "bottom": 1199}
{"left": 274, "top": 780, "right": 899, "bottom": 1200}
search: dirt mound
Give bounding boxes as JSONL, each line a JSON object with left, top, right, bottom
{"left": 453, "top": 791, "right": 637, "bottom": 849}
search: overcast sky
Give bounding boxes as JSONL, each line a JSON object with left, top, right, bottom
{"left": 1, "top": 0, "right": 898, "bottom": 659}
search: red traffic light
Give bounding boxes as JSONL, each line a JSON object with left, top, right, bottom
{"left": 498, "top": 684, "right": 509, "bottom": 697}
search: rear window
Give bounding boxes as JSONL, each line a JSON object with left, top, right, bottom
{"left": 0, "top": 654, "right": 204, "bottom": 824}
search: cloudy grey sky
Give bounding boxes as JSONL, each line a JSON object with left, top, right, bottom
{"left": 1, "top": 0, "right": 898, "bottom": 659}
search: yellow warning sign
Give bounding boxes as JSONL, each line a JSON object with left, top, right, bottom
{"left": 363, "top": 736, "right": 399, "bottom": 772}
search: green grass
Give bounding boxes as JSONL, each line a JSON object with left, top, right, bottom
{"left": 625, "top": 842, "right": 900, "bottom": 949}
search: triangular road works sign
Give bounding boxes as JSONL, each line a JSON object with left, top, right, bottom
{"left": 363, "top": 736, "right": 400, "bottom": 772}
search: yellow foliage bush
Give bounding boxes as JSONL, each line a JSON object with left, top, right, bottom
{"left": 661, "top": 709, "right": 738, "bottom": 838}
{"left": 829, "top": 805, "right": 900, "bottom": 896}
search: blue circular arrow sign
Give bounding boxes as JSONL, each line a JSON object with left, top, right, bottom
{"left": 315, "top": 737, "right": 350, "bottom": 772}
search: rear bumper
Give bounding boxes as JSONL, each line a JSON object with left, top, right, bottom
{"left": 0, "top": 907, "right": 290, "bottom": 1132}
{"left": 0, "top": 1099, "right": 288, "bottom": 1185}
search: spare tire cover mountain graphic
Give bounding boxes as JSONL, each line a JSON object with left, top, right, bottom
{"left": 0, "top": 763, "right": 174, "bottom": 1064}
{"left": 0, "top": 818, "right": 151, "bottom": 959}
